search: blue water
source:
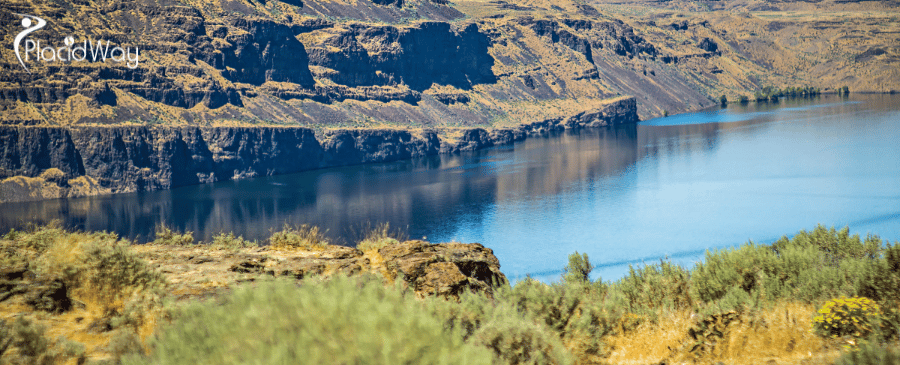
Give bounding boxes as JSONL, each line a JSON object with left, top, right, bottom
{"left": 2, "top": 94, "right": 899, "bottom": 282}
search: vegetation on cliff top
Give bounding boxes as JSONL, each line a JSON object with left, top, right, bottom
{"left": 2, "top": 224, "right": 900, "bottom": 364}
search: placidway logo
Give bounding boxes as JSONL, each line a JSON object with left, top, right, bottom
{"left": 13, "top": 13, "right": 140, "bottom": 73}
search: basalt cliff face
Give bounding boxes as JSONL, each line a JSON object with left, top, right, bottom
{"left": 0, "top": 97, "right": 636, "bottom": 202}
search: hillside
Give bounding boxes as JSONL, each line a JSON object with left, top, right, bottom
{"left": 2, "top": 0, "right": 896, "bottom": 127}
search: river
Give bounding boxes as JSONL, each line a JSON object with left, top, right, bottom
{"left": 2, "top": 94, "right": 898, "bottom": 282}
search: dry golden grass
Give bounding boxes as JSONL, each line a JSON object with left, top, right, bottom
{"left": 1, "top": 226, "right": 167, "bottom": 363}
{"left": 605, "top": 309, "right": 695, "bottom": 364}
{"left": 606, "top": 303, "right": 842, "bottom": 365}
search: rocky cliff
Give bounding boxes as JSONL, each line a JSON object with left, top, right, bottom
{"left": 0, "top": 97, "right": 636, "bottom": 202}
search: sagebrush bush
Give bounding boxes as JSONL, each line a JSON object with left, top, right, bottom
{"left": 562, "top": 252, "right": 593, "bottom": 284}
{"left": 210, "top": 232, "right": 256, "bottom": 249}
{"left": 129, "top": 276, "right": 495, "bottom": 365}
{"left": 691, "top": 226, "right": 885, "bottom": 307}
{"left": 0, "top": 316, "right": 77, "bottom": 365}
{"left": 859, "top": 243, "right": 900, "bottom": 301}
{"left": 470, "top": 310, "right": 572, "bottom": 365}
{"left": 82, "top": 240, "right": 166, "bottom": 303}
{"left": 151, "top": 225, "right": 194, "bottom": 246}
{"left": 691, "top": 243, "right": 775, "bottom": 304}
{"left": 356, "top": 223, "right": 404, "bottom": 252}
{"left": 504, "top": 278, "right": 615, "bottom": 359}
{"left": 614, "top": 260, "right": 692, "bottom": 315}
{"left": 430, "top": 279, "right": 601, "bottom": 363}
{"left": 773, "top": 225, "right": 881, "bottom": 263}
{"left": 269, "top": 224, "right": 329, "bottom": 251}
{"left": 813, "top": 296, "right": 882, "bottom": 339}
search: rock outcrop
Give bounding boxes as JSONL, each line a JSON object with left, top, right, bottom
{"left": 132, "top": 240, "right": 507, "bottom": 299}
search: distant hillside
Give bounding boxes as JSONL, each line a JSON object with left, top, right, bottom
{"left": 2, "top": 0, "right": 895, "bottom": 128}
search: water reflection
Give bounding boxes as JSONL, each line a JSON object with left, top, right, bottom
{"left": 0, "top": 124, "right": 642, "bottom": 245}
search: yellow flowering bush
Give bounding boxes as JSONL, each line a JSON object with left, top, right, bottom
{"left": 813, "top": 296, "right": 882, "bottom": 338}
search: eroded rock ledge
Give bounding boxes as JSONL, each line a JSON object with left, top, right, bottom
{"left": 0, "top": 97, "right": 637, "bottom": 203}
{"left": 132, "top": 240, "right": 507, "bottom": 299}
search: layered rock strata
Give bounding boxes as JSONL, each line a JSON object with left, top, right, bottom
{"left": 0, "top": 97, "right": 637, "bottom": 203}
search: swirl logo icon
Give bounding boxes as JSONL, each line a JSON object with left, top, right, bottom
{"left": 14, "top": 13, "right": 46, "bottom": 73}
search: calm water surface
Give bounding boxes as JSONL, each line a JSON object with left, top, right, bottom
{"left": 3, "top": 94, "right": 899, "bottom": 281}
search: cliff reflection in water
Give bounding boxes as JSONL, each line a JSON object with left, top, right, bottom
{"left": 0, "top": 124, "right": 642, "bottom": 245}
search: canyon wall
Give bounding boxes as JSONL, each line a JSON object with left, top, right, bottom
{"left": 0, "top": 97, "right": 636, "bottom": 203}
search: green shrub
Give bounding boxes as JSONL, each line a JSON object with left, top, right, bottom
{"left": 151, "top": 225, "right": 194, "bottom": 246}
{"left": 859, "top": 243, "right": 900, "bottom": 301}
{"left": 269, "top": 224, "right": 329, "bottom": 251}
{"left": 356, "top": 223, "right": 404, "bottom": 252}
{"left": 692, "top": 226, "right": 882, "bottom": 306}
{"left": 504, "top": 278, "right": 614, "bottom": 358}
{"left": 129, "top": 276, "right": 494, "bottom": 365}
{"left": 82, "top": 240, "right": 166, "bottom": 304}
{"left": 470, "top": 309, "right": 572, "bottom": 365}
{"left": 430, "top": 279, "right": 598, "bottom": 363}
{"left": 210, "top": 232, "right": 256, "bottom": 249}
{"left": 614, "top": 260, "right": 692, "bottom": 314}
{"left": 0, "top": 317, "right": 65, "bottom": 365}
{"left": 773, "top": 225, "right": 881, "bottom": 263}
{"left": 562, "top": 251, "right": 593, "bottom": 285}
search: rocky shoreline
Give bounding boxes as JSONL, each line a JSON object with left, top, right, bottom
{"left": 0, "top": 97, "right": 636, "bottom": 203}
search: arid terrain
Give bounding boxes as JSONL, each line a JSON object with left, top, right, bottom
{"left": 2, "top": 0, "right": 897, "bottom": 127}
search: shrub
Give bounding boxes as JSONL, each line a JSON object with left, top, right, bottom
{"left": 269, "top": 224, "right": 329, "bottom": 251}
{"left": 430, "top": 279, "right": 597, "bottom": 363}
{"left": 81, "top": 240, "right": 166, "bottom": 305}
{"left": 813, "top": 296, "right": 882, "bottom": 339}
{"left": 210, "top": 232, "right": 256, "bottom": 249}
{"left": 693, "top": 226, "right": 882, "bottom": 306}
{"left": 130, "top": 276, "right": 494, "bottom": 365}
{"left": 773, "top": 225, "right": 881, "bottom": 263}
{"left": 0, "top": 316, "right": 75, "bottom": 365}
{"left": 504, "top": 278, "right": 614, "bottom": 359}
{"left": 470, "top": 310, "right": 572, "bottom": 365}
{"left": 614, "top": 260, "right": 692, "bottom": 315}
{"left": 356, "top": 223, "right": 404, "bottom": 252}
{"left": 562, "top": 251, "right": 593, "bottom": 285}
{"left": 719, "top": 94, "right": 727, "bottom": 106}
{"left": 151, "top": 225, "right": 194, "bottom": 246}
{"left": 859, "top": 243, "right": 900, "bottom": 301}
